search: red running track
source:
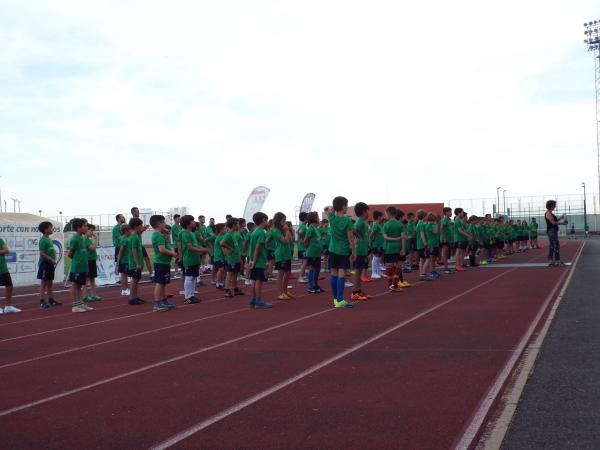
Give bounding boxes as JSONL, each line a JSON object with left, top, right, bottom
{"left": 0, "top": 243, "right": 581, "bottom": 450}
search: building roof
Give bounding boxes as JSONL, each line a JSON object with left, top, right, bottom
{"left": 0, "top": 213, "right": 59, "bottom": 224}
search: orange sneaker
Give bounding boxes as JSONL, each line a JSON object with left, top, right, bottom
{"left": 359, "top": 291, "right": 373, "bottom": 299}
{"left": 455, "top": 265, "right": 466, "bottom": 272}
{"left": 351, "top": 292, "right": 369, "bottom": 301}
{"left": 360, "top": 275, "right": 372, "bottom": 283}
{"left": 388, "top": 285, "right": 403, "bottom": 293}
{"left": 277, "top": 293, "right": 292, "bottom": 301}
{"left": 285, "top": 292, "right": 296, "bottom": 299}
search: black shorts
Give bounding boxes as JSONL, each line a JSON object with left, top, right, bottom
{"left": 409, "top": 238, "right": 417, "bottom": 251}
{"left": 118, "top": 263, "right": 129, "bottom": 274}
{"left": 496, "top": 240, "right": 505, "bottom": 249}
{"left": 128, "top": 269, "right": 142, "bottom": 281}
{"left": 441, "top": 242, "right": 451, "bottom": 249}
{"left": 354, "top": 255, "right": 369, "bottom": 269}
{"left": 87, "top": 260, "right": 98, "bottom": 279}
{"left": 371, "top": 247, "right": 384, "bottom": 257}
{"left": 418, "top": 248, "right": 431, "bottom": 259}
{"left": 330, "top": 252, "right": 350, "bottom": 270}
{"left": 298, "top": 250, "right": 306, "bottom": 260}
{"left": 267, "top": 250, "right": 275, "bottom": 261}
{"left": 185, "top": 265, "right": 200, "bottom": 278}
{"left": 176, "top": 259, "right": 184, "bottom": 269}
{"left": 154, "top": 263, "right": 171, "bottom": 285}
{"left": 68, "top": 272, "right": 87, "bottom": 286}
{"left": 114, "top": 246, "right": 120, "bottom": 262}
{"left": 213, "top": 260, "right": 225, "bottom": 269}
{"left": 275, "top": 260, "right": 292, "bottom": 271}
{"left": 431, "top": 246, "right": 440, "bottom": 257}
{"left": 383, "top": 253, "right": 400, "bottom": 264}
{"left": 0, "top": 272, "right": 13, "bottom": 287}
{"left": 142, "top": 247, "right": 149, "bottom": 258}
{"left": 456, "top": 241, "right": 468, "bottom": 250}
{"left": 37, "top": 261, "right": 55, "bottom": 281}
{"left": 250, "top": 268, "right": 268, "bottom": 282}
{"left": 226, "top": 262, "right": 241, "bottom": 273}
{"left": 306, "top": 257, "right": 321, "bottom": 270}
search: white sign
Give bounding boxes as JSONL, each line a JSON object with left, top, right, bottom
{"left": 96, "top": 247, "right": 119, "bottom": 286}
{"left": 243, "top": 186, "right": 270, "bottom": 222}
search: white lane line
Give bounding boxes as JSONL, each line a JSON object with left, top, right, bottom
{"left": 452, "top": 242, "right": 585, "bottom": 450}
{"left": 0, "top": 308, "right": 248, "bottom": 370}
{"left": 149, "top": 270, "right": 514, "bottom": 450}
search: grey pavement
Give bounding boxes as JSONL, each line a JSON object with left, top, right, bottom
{"left": 502, "top": 239, "right": 600, "bottom": 449}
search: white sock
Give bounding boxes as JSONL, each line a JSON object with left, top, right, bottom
{"left": 184, "top": 276, "right": 195, "bottom": 298}
{"left": 372, "top": 256, "right": 380, "bottom": 276}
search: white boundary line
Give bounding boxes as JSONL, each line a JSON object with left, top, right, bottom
{"left": 148, "top": 270, "right": 515, "bottom": 450}
{"left": 452, "top": 242, "right": 585, "bottom": 450}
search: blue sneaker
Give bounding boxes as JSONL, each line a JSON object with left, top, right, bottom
{"left": 253, "top": 300, "right": 272, "bottom": 309}
{"left": 153, "top": 301, "right": 169, "bottom": 312}
{"left": 249, "top": 299, "right": 257, "bottom": 308}
{"left": 162, "top": 299, "right": 176, "bottom": 309}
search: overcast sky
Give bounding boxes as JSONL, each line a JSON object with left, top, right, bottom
{"left": 1, "top": 0, "right": 598, "bottom": 221}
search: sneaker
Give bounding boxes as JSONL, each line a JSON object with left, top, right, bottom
{"left": 455, "top": 265, "right": 466, "bottom": 273}
{"left": 344, "top": 281, "right": 354, "bottom": 288}
{"left": 298, "top": 276, "right": 308, "bottom": 284}
{"left": 360, "top": 275, "right": 372, "bottom": 283}
{"left": 308, "top": 289, "right": 319, "bottom": 294}
{"left": 388, "top": 285, "right": 403, "bottom": 292}
{"left": 398, "top": 281, "right": 412, "bottom": 288}
{"left": 40, "top": 301, "right": 50, "bottom": 309}
{"left": 128, "top": 298, "right": 145, "bottom": 305}
{"left": 87, "top": 295, "right": 102, "bottom": 302}
{"left": 314, "top": 287, "right": 326, "bottom": 293}
{"left": 371, "top": 274, "right": 382, "bottom": 279}
{"left": 244, "top": 279, "right": 253, "bottom": 286}
{"left": 430, "top": 271, "right": 441, "bottom": 278}
{"left": 48, "top": 298, "right": 62, "bottom": 306}
{"left": 183, "top": 297, "right": 201, "bottom": 304}
{"left": 403, "top": 267, "right": 413, "bottom": 273}
{"left": 333, "top": 299, "right": 354, "bottom": 308}
{"left": 277, "top": 293, "right": 292, "bottom": 301}
{"left": 253, "top": 300, "right": 273, "bottom": 309}
{"left": 285, "top": 291, "right": 296, "bottom": 299}
{"left": 480, "top": 260, "right": 489, "bottom": 266}
{"left": 443, "top": 269, "right": 453, "bottom": 275}
{"left": 162, "top": 299, "right": 176, "bottom": 309}
{"left": 82, "top": 304, "right": 94, "bottom": 311}
{"left": 72, "top": 305, "right": 88, "bottom": 313}
{"left": 153, "top": 303, "right": 169, "bottom": 312}
{"left": 351, "top": 292, "right": 369, "bottom": 301}
{"left": 419, "top": 275, "right": 434, "bottom": 282}
{"left": 3, "top": 305, "right": 22, "bottom": 313}
{"left": 196, "top": 280, "right": 206, "bottom": 287}
{"left": 234, "top": 289, "right": 244, "bottom": 296}
{"left": 268, "top": 276, "right": 277, "bottom": 281}
{"left": 121, "top": 289, "right": 130, "bottom": 296}
{"left": 0, "top": 307, "right": 3, "bottom": 314}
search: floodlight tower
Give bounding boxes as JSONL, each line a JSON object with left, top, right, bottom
{"left": 583, "top": 20, "right": 600, "bottom": 208}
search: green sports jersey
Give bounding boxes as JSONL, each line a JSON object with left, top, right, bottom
{"left": 454, "top": 218, "right": 468, "bottom": 243}
{"left": 440, "top": 217, "right": 452, "bottom": 243}
{"left": 530, "top": 222, "right": 538, "bottom": 236}
{"left": 127, "top": 233, "right": 144, "bottom": 269}
{"left": 233, "top": 232, "right": 244, "bottom": 256}
{"left": 416, "top": 221, "right": 427, "bottom": 250}
{"left": 0, "top": 238, "right": 9, "bottom": 274}
{"left": 152, "top": 231, "right": 172, "bottom": 265}
{"left": 383, "top": 219, "right": 404, "bottom": 254}
{"left": 297, "top": 223, "right": 307, "bottom": 251}
{"left": 466, "top": 224, "right": 475, "bottom": 243}
{"left": 69, "top": 234, "right": 89, "bottom": 273}
{"left": 39, "top": 236, "right": 56, "bottom": 264}
{"left": 222, "top": 231, "right": 241, "bottom": 265}
{"left": 249, "top": 227, "right": 267, "bottom": 269}
{"left": 84, "top": 236, "right": 97, "bottom": 261}
{"left": 180, "top": 230, "right": 201, "bottom": 267}
{"left": 406, "top": 220, "right": 416, "bottom": 239}
{"left": 265, "top": 230, "right": 277, "bottom": 251}
{"left": 327, "top": 212, "right": 353, "bottom": 256}
{"left": 171, "top": 224, "right": 182, "bottom": 248}
{"left": 428, "top": 223, "right": 440, "bottom": 247}
{"left": 213, "top": 235, "right": 225, "bottom": 262}
{"left": 354, "top": 218, "right": 369, "bottom": 256}
{"left": 319, "top": 227, "right": 331, "bottom": 248}
{"left": 118, "top": 235, "right": 130, "bottom": 264}
{"left": 271, "top": 227, "right": 292, "bottom": 262}
{"left": 112, "top": 224, "right": 123, "bottom": 247}
{"left": 370, "top": 222, "right": 384, "bottom": 249}
{"left": 305, "top": 225, "right": 322, "bottom": 258}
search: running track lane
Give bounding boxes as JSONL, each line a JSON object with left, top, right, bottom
{"left": 0, "top": 244, "right": 578, "bottom": 449}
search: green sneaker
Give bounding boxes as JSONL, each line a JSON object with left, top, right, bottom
{"left": 333, "top": 299, "right": 354, "bottom": 308}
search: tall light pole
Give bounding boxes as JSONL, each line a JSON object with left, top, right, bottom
{"left": 584, "top": 20, "right": 600, "bottom": 212}
{"left": 503, "top": 190, "right": 507, "bottom": 215}
{"left": 496, "top": 187, "right": 501, "bottom": 217}
{"left": 583, "top": 182, "right": 588, "bottom": 234}
{"left": 10, "top": 198, "right": 16, "bottom": 213}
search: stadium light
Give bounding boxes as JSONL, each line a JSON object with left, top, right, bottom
{"left": 583, "top": 20, "right": 600, "bottom": 211}
{"left": 583, "top": 182, "right": 589, "bottom": 234}
{"left": 503, "top": 190, "right": 507, "bottom": 215}
{"left": 496, "top": 187, "right": 501, "bottom": 217}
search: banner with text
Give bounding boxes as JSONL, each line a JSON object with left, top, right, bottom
{"left": 243, "top": 186, "right": 270, "bottom": 222}
{"left": 96, "top": 247, "right": 119, "bottom": 286}
{"left": 299, "top": 193, "right": 316, "bottom": 213}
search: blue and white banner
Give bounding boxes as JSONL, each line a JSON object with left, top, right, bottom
{"left": 299, "top": 193, "right": 316, "bottom": 213}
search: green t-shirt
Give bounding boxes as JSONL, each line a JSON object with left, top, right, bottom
{"left": 371, "top": 222, "right": 384, "bottom": 249}
{"left": 213, "top": 234, "right": 225, "bottom": 262}
{"left": 118, "top": 235, "right": 130, "bottom": 264}
{"left": 180, "top": 230, "right": 201, "bottom": 267}
{"left": 0, "top": 238, "right": 9, "bottom": 274}
{"left": 305, "top": 225, "right": 322, "bottom": 258}
{"left": 112, "top": 224, "right": 123, "bottom": 247}
{"left": 84, "top": 236, "right": 97, "bottom": 261}
{"left": 127, "top": 233, "right": 143, "bottom": 269}
{"left": 271, "top": 228, "right": 292, "bottom": 262}
{"left": 454, "top": 218, "right": 468, "bottom": 243}
{"left": 383, "top": 219, "right": 403, "bottom": 254}
{"left": 466, "top": 224, "right": 475, "bottom": 243}
{"left": 354, "top": 218, "right": 369, "bottom": 256}
{"left": 428, "top": 223, "right": 440, "bottom": 248}
{"left": 249, "top": 227, "right": 267, "bottom": 269}
{"left": 327, "top": 212, "right": 353, "bottom": 256}
{"left": 440, "top": 217, "right": 452, "bottom": 243}
{"left": 416, "top": 221, "right": 427, "bottom": 250}
{"left": 297, "top": 223, "right": 307, "bottom": 251}
{"left": 265, "top": 230, "right": 277, "bottom": 251}
{"left": 69, "top": 234, "right": 89, "bottom": 274}
{"left": 171, "top": 223, "right": 182, "bottom": 248}
{"left": 39, "top": 236, "right": 56, "bottom": 265}
{"left": 319, "top": 227, "right": 331, "bottom": 248}
{"left": 152, "top": 231, "right": 172, "bottom": 265}
{"left": 530, "top": 222, "right": 538, "bottom": 236}
{"left": 222, "top": 231, "right": 241, "bottom": 265}
{"left": 406, "top": 220, "right": 416, "bottom": 239}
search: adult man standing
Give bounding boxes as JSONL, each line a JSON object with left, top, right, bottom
{"left": 131, "top": 207, "right": 154, "bottom": 279}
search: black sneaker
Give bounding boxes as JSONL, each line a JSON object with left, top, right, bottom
{"left": 48, "top": 298, "right": 62, "bottom": 307}
{"left": 315, "top": 287, "right": 326, "bottom": 293}
{"left": 184, "top": 297, "right": 200, "bottom": 304}
{"left": 128, "top": 298, "right": 145, "bottom": 305}
{"left": 40, "top": 301, "right": 50, "bottom": 309}
{"left": 308, "top": 289, "right": 318, "bottom": 294}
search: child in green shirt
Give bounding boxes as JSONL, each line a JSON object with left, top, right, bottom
{"left": 84, "top": 224, "right": 100, "bottom": 302}
{"left": 269, "top": 212, "right": 293, "bottom": 301}
{"left": 327, "top": 196, "right": 355, "bottom": 308}
{"left": 115, "top": 224, "right": 131, "bottom": 297}
{"left": 220, "top": 217, "right": 243, "bottom": 298}
{"left": 150, "top": 214, "right": 178, "bottom": 312}
{"left": 369, "top": 211, "right": 385, "bottom": 279}
{"left": 181, "top": 215, "right": 212, "bottom": 303}
{"left": 303, "top": 212, "right": 325, "bottom": 294}
{"left": 37, "top": 221, "right": 61, "bottom": 309}
{"left": 351, "top": 202, "right": 371, "bottom": 301}
{"left": 127, "top": 218, "right": 146, "bottom": 305}
{"left": 247, "top": 212, "right": 272, "bottom": 309}
{"left": 68, "top": 218, "right": 93, "bottom": 313}
{"left": 212, "top": 223, "right": 227, "bottom": 289}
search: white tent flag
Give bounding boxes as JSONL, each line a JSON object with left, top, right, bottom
{"left": 243, "top": 186, "right": 270, "bottom": 222}
{"left": 299, "top": 193, "right": 316, "bottom": 213}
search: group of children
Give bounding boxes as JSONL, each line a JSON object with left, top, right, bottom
{"left": 0, "top": 198, "right": 543, "bottom": 314}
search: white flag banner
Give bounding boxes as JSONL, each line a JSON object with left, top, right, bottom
{"left": 300, "top": 193, "right": 316, "bottom": 213}
{"left": 243, "top": 186, "right": 270, "bottom": 222}
{"left": 96, "top": 247, "right": 119, "bottom": 286}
